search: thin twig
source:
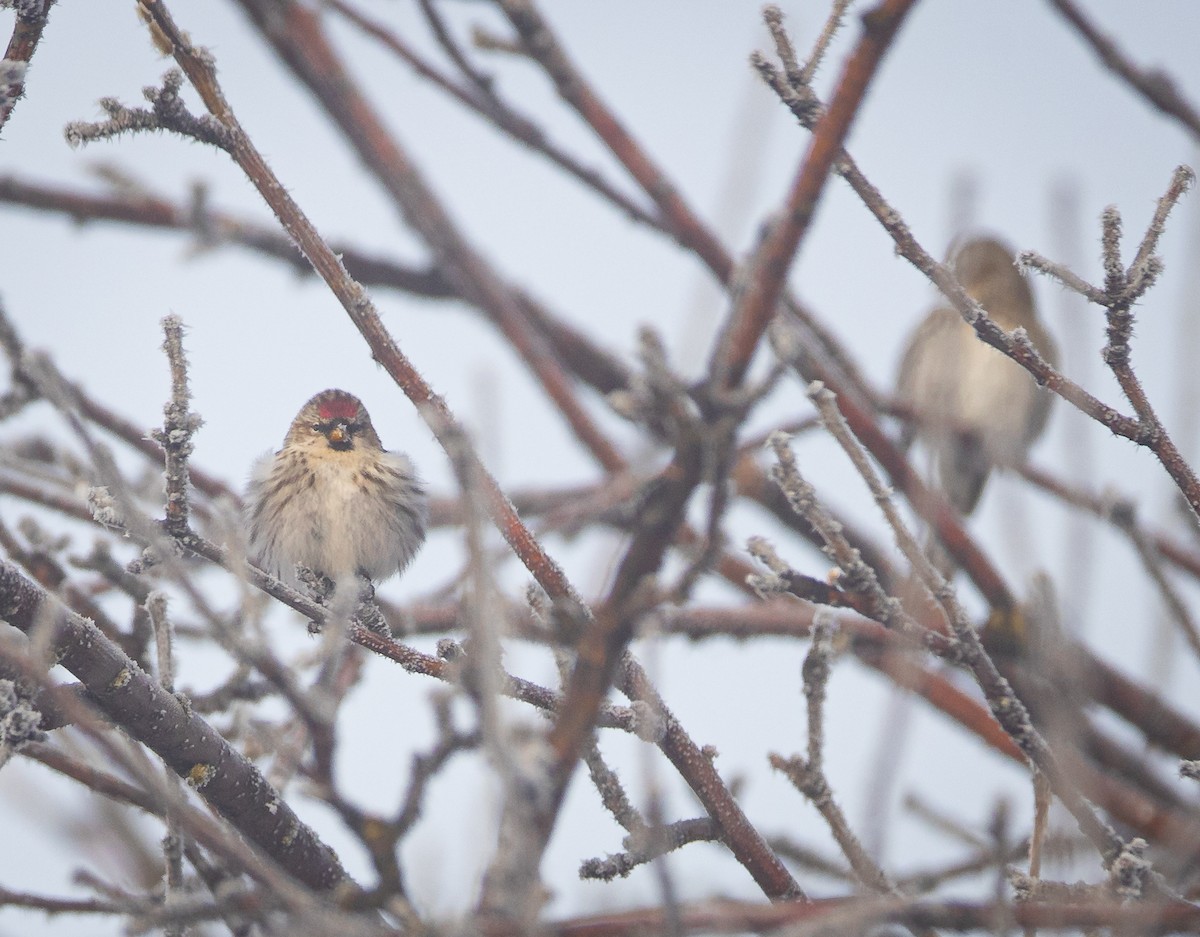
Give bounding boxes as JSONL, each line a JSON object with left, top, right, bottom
{"left": 771, "top": 619, "right": 902, "bottom": 898}
{"left": 1047, "top": 0, "right": 1200, "bottom": 142}
{"left": 579, "top": 818, "right": 719, "bottom": 882}
{"left": 0, "top": 562, "right": 350, "bottom": 895}
{"left": 153, "top": 315, "right": 200, "bottom": 539}
{"left": 708, "top": 0, "right": 919, "bottom": 391}
{"left": 0, "top": 0, "right": 56, "bottom": 135}
{"left": 1108, "top": 498, "right": 1200, "bottom": 663}
{"left": 327, "top": 0, "right": 661, "bottom": 232}
{"left": 800, "top": 383, "right": 1127, "bottom": 868}
{"left": 123, "top": 2, "right": 593, "bottom": 619}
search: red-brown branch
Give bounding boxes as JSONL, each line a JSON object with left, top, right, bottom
{"left": 232, "top": 0, "right": 627, "bottom": 474}
{"left": 708, "top": 0, "right": 918, "bottom": 390}
{"left": 0, "top": 0, "right": 56, "bottom": 134}
{"left": 135, "top": 1, "right": 587, "bottom": 614}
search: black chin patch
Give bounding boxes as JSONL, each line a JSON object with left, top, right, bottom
{"left": 327, "top": 437, "right": 354, "bottom": 452}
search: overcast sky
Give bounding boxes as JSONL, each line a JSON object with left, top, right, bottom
{"left": 3, "top": 2, "right": 1200, "bottom": 933}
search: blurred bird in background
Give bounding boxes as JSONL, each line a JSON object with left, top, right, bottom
{"left": 896, "top": 236, "right": 1058, "bottom": 516}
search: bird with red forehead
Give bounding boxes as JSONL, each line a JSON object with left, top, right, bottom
{"left": 245, "top": 389, "right": 427, "bottom": 590}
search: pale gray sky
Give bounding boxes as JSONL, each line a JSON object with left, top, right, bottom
{"left": 2, "top": 2, "right": 1199, "bottom": 933}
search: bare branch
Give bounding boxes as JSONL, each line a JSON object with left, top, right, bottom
{"left": 1048, "top": 0, "right": 1200, "bottom": 141}
{"left": 0, "top": 0, "right": 55, "bottom": 135}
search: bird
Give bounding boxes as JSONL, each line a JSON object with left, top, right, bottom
{"left": 896, "top": 236, "right": 1058, "bottom": 515}
{"left": 245, "top": 389, "right": 427, "bottom": 591}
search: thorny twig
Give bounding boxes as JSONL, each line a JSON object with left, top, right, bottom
{"left": 7, "top": 0, "right": 1200, "bottom": 926}
{"left": 153, "top": 315, "right": 202, "bottom": 540}
{"left": 790, "top": 384, "right": 1127, "bottom": 868}
{"left": 116, "top": 0, "right": 593, "bottom": 620}
{"left": 759, "top": 10, "right": 1200, "bottom": 518}
{"left": 0, "top": 0, "right": 55, "bottom": 135}
{"left": 755, "top": 430, "right": 932, "bottom": 644}
{"left": 65, "top": 70, "right": 234, "bottom": 151}
{"left": 580, "top": 818, "right": 719, "bottom": 883}
{"left": 771, "top": 619, "right": 901, "bottom": 897}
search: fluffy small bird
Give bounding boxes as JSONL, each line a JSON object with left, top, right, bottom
{"left": 245, "top": 389, "right": 427, "bottom": 588}
{"left": 896, "top": 237, "right": 1058, "bottom": 514}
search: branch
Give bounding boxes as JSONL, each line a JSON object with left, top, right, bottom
{"left": 491, "top": 0, "right": 882, "bottom": 411}
{"left": 708, "top": 0, "right": 919, "bottom": 390}
{"left": 795, "top": 385, "right": 1127, "bottom": 868}
{"left": 124, "top": 0, "right": 591, "bottom": 619}
{"left": 325, "top": 0, "right": 662, "bottom": 231}
{"left": 0, "top": 0, "right": 55, "bottom": 135}
{"left": 232, "top": 0, "right": 627, "bottom": 474}
{"left": 0, "top": 560, "right": 349, "bottom": 892}
{"left": 534, "top": 896, "right": 1200, "bottom": 937}
{"left": 1047, "top": 0, "right": 1200, "bottom": 141}
{"left": 0, "top": 173, "right": 457, "bottom": 297}
{"left": 771, "top": 621, "right": 903, "bottom": 898}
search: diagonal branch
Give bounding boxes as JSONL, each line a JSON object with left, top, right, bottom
{"left": 491, "top": 0, "right": 883, "bottom": 410}
{"left": 1047, "top": 0, "right": 1200, "bottom": 142}
{"left": 325, "top": 0, "right": 662, "bottom": 231}
{"left": 0, "top": 0, "right": 56, "bottom": 135}
{"left": 707, "top": 0, "right": 919, "bottom": 391}
{"left": 0, "top": 560, "right": 349, "bottom": 892}
{"left": 231, "top": 0, "right": 626, "bottom": 474}
{"left": 127, "top": 1, "right": 589, "bottom": 620}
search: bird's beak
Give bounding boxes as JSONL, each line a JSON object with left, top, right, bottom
{"left": 328, "top": 424, "right": 347, "bottom": 444}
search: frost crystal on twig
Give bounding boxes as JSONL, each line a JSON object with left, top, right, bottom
{"left": 65, "top": 70, "right": 233, "bottom": 151}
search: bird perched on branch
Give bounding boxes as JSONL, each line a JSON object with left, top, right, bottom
{"left": 896, "top": 236, "right": 1058, "bottom": 515}
{"left": 245, "top": 389, "right": 427, "bottom": 590}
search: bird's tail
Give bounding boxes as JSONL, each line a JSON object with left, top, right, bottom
{"left": 939, "top": 430, "right": 991, "bottom": 516}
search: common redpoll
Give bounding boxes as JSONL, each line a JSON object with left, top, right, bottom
{"left": 896, "top": 237, "right": 1058, "bottom": 514}
{"left": 245, "top": 389, "right": 427, "bottom": 588}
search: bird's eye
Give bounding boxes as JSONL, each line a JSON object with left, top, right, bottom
{"left": 311, "top": 423, "right": 322, "bottom": 432}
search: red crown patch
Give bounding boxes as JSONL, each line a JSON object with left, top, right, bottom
{"left": 316, "top": 394, "right": 360, "bottom": 422}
